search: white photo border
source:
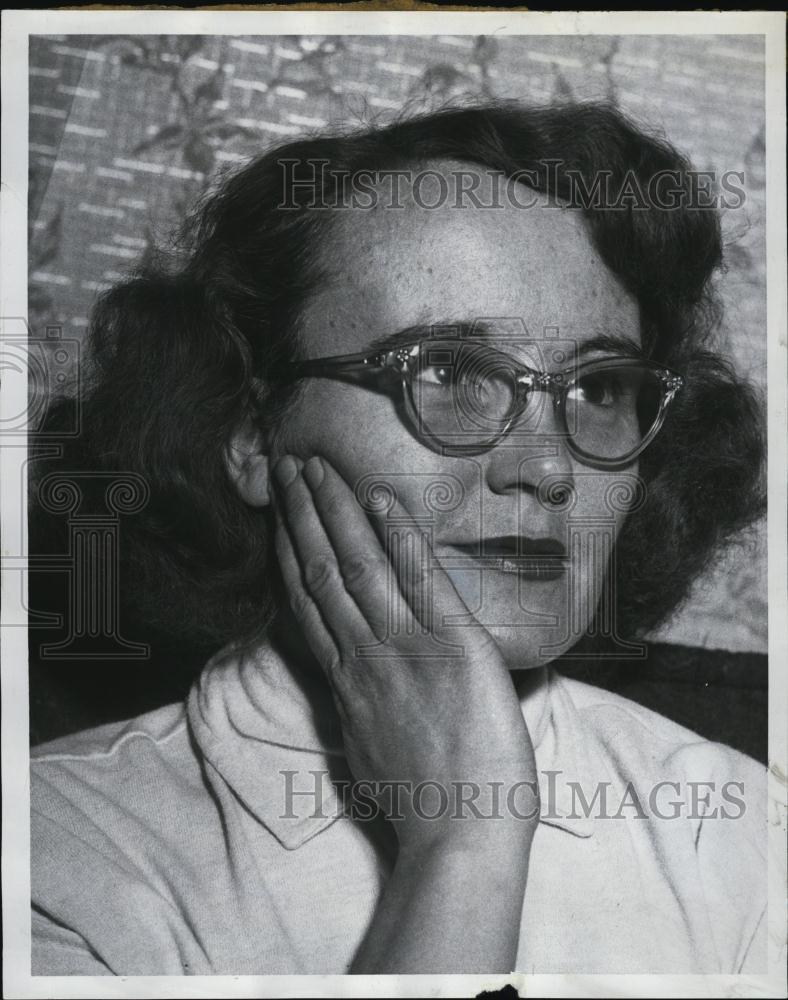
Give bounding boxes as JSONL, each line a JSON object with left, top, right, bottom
{"left": 2, "top": 8, "right": 785, "bottom": 999}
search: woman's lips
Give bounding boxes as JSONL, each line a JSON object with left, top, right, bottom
{"left": 493, "top": 557, "right": 568, "bottom": 581}
{"left": 441, "top": 536, "right": 569, "bottom": 581}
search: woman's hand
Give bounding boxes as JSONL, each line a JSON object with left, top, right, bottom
{"left": 272, "top": 453, "right": 539, "bottom": 973}
{"left": 272, "top": 454, "right": 537, "bottom": 849}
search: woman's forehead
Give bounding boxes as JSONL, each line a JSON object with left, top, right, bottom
{"left": 299, "top": 162, "right": 641, "bottom": 358}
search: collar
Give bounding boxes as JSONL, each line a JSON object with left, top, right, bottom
{"left": 188, "top": 640, "right": 601, "bottom": 850}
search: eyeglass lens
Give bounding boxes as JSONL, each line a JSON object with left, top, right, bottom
{"left": 410, "top": 341, "right": 665, "bottom": 461}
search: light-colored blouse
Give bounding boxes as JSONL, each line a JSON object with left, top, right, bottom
{"left": 31, "top": 640, "right": 768, "bottom": 975}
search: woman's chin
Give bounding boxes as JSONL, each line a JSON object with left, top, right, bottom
{"left": 442, "top": 567, "right": 582, "bottom": 670}
{"left": 483, "top": 623, "right": 575, "bottom": 671}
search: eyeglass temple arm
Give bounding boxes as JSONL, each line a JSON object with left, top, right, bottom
{"left": 284, "top": 348, "right": 409, "bottom": 378}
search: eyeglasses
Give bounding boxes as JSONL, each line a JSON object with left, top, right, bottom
{"left": 279, "top": 338, "right": 684, "bottom": 470}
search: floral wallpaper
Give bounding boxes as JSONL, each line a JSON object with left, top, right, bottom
{"left": 27, "top": 32, "right": 768, "bottom": 653}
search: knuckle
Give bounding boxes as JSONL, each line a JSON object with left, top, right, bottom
{"left": 303, "top": 556, "right": 336, "bottom": 591}
{"left": 289, "top": 591, "right": 313, "bottom": 622}
{"left": 324, "top": 651, "right": 342, "bottom": 676}
{"left": 342, "top": 556, "right": 373, "bottom": 587}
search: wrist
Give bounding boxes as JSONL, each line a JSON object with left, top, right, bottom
{"left": 396, "top": 806, "right": 538, "bottom": 861}
{"left": 393, "top": 817, "right": 534, "bottom": 910}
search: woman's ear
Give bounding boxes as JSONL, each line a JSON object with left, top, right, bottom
{"left": 225, "top": 413, "right": 271, "bottom": 507}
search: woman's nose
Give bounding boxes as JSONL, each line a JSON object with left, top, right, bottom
{"left": 482, "top": 397, "right": 575, "bottom": 500}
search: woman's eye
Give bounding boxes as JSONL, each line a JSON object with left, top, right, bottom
{"left": 574, "top": 373, "right": 622, "bottom": 406}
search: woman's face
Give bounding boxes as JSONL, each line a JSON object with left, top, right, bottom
{"left": 269, "top": 162, "right": 642, "bottom": 670}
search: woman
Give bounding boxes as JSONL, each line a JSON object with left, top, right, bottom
{"left": 30, "top": 101, "right": 767, "bottom": 975}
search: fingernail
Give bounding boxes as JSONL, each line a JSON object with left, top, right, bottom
{"left": 275, "top": 455, "right": 298, "bottom": 488}
{"left": 303, "top": 456, "right": 324, "bottom": 491}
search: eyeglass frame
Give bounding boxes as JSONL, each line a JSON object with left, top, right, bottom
{"left": 278, "top": 339, "right": 685, "bottom": 471}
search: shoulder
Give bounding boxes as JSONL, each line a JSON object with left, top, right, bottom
{"left": 31, "top": 700, "right": 223, "bottom": 973}
{"left": 31, "top": 699, "right": 213, "bottom": 877}
{"left": 32, "top": 699, "right": 188, "bottom": 762}
{"left": 553, "top": 671, "right": 767, "bottom": 863}
{"left": 554, "top": 670, "right": 765, "bottom": 791}
{"left": 554, "top": 671, "right": 769, "bottom": 891}
{"left": 31, "top": 700, "right": 196, "bottom": 804}
{"left": 552, "top": 672, "right": 770, "bottom": 970}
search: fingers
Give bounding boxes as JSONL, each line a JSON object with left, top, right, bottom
{"left": 300, "top": 456, "right": 413, "bottom": 641}
{"left": 276, "top": 453, "right": 471, "bottom": 645}
{"left": 272, "top": 486, "right": 341, "bottom": 676}
{"left": 273, "top": 455, "right": 405, "bottom": 651}
{"left": 362, "top": 488, "right": 473, "bottom": 636}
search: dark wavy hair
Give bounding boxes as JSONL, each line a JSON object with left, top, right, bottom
{"left": 31, "top": 100, "right": 765, "bottom": 658}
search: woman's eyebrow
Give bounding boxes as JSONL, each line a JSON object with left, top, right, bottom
{"left": 364, "top": 324, "right": 644, "bottom": 361}
{"left": 364, "top": 320, "right": 491, "bottom": 355}
{"left": 573, "top": 334, "right": 646, "bottom": 360}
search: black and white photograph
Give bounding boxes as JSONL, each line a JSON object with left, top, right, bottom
{"left": 1, "top": 8, "right": 786, "bottom": 998}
